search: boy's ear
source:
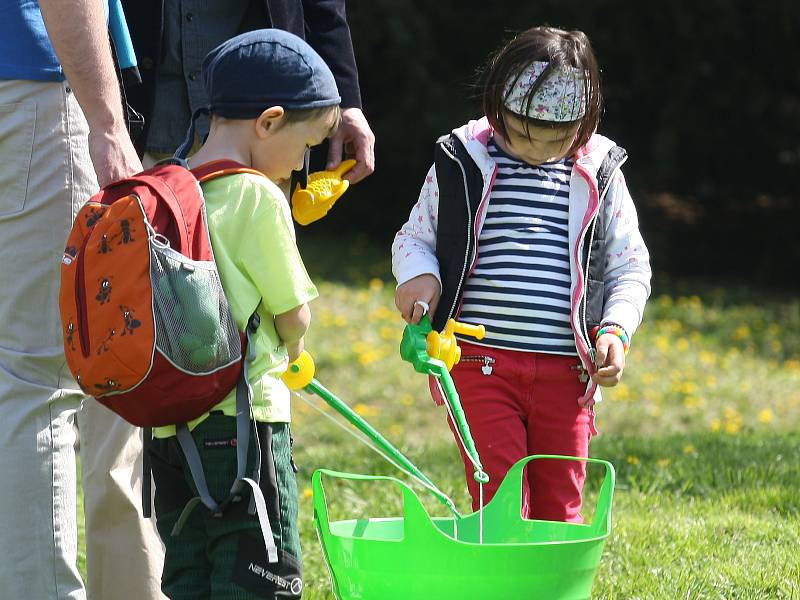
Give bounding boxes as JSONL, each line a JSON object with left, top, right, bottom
{"left": 255, "top": 106, "right": 285, "bottom": 138}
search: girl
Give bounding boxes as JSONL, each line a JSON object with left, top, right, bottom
{"left": 392, "top": 26, "right": 650, "bottom": 522}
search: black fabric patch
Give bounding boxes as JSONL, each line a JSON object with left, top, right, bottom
{"left": 232, "top": 535, "right": 303, "bottom": 598}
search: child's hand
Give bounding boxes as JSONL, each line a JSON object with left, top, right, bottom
{"left": 395, "top": 274, "right": 441, "bottom": 324}
{"left": 592, "top": 334, "right": 625, "bottom": 387}
{"left": 286, "top": 338, "right": 304, "bottom": 362}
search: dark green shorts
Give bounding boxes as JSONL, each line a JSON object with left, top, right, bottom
{"left": 149, "top": 415, "right": 302, "bottom": 599}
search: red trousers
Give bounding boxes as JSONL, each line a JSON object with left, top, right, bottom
{"left": 446, "top": 341, "right": 595, "bottom": 523}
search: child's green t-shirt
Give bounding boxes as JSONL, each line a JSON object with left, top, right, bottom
{"left": 153, "top": 172, "right": 318, "bottom": 438}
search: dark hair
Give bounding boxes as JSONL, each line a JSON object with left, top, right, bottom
{"left": 478, "top": 26, "right": 602, "bottom": 155}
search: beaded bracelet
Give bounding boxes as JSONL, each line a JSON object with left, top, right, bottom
{"left": 595, "top": 324, "right": 631, "bottom": 354}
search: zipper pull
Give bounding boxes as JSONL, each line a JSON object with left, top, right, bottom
{"left": 571, "top": 363, "right": 590, "bottom": 383}
{"left": 481, "top": 357, "right": 494, "bottom": 375}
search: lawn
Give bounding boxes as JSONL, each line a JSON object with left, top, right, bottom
{"left": 78, "top": 235, "right": 800, "bottom": 598}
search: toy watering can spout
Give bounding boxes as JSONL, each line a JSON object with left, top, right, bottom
{"left": 291, "top": 159, "right": 357, "bottom": 225}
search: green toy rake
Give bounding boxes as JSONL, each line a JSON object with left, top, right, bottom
{"left": 283, "top": 316, "right": 615, "bottom": 599}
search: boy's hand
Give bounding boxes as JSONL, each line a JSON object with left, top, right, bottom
{"left": 592, "top": 334, "right": 625, "bottom": 387}
{"left": 286, "top": 338, "right": 304, "bottom": 363}
{"left": 395, "top": 274, "right": 441, "bottom": 324}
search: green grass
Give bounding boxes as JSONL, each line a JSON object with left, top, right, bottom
{"left": 78, "top": 235, "right": 800, "bottom": 598}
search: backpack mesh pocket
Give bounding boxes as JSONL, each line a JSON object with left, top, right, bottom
{"left": 150, "top": 242, "right": 242, "bottom": 374}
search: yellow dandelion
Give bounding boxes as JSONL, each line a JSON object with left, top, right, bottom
{"left": 389, "top": 424, "right": 404, "bottom": 437}
{"left": 655, "top": 336, "right": 669, "bottom": 352}
{"left": 710, "top": 418, "right": 722, "bottom": 432}
{"left": 682, "top": 444, "right": 697, "bottom": 455}
{"left": 733, "top": 325, "right": 751, "bottom": 341}
{"left": 683, "top": 395, "right": 705, "bottom": 410}
{"left": 613, "top": 384, "right": 630, "bottom": 401}
{"left": 302, "top": 487, "right": 313, "bottom": 499}
{"left": 757, "top": 408, "right": 774, "bottom": 423}
{"left": 358, "top": 350, "right": 383, "bottom": 366}
{"left": 675, "top": 338, "right": 690, "bottom": 352}
{"left": 657, "top": 458, "right": 671, "bottom": 468}
{"left": 680, "top": 381, "right": 698, "bottom": 395}
{"left": 401, "top": 394, "right": 415, "bottom": 406}
{"left": 641, "top": 372, "right": 656, "bottom": 385}
{"left": 724, "top": 420, "right": 742, "bottom": 435}
{"left": 334, "top": 314, "right": 348, "bottom": 327}
{"left": 368, "top": 278, "right": 384, "bottom": 292}
{"left": 657, "top": 296, "right": 673, "bottom": 308}
{"left": 354, "top": 403, "right": 379, "bottom": 417}
{"left": 626, "top": 455, "right": 640, "bottom": 465}
{"left": 699, "top": 350, "right": 717, "bottom": 366}
{"left": 379, "top": 326, "right": 398, "bottom": 341}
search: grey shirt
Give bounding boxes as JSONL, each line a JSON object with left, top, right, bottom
{"left": 146, "top": 0, "right": 264, "bottom": 153}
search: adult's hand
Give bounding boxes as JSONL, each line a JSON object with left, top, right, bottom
{"left": 39, "top": 0, "right": 141, "bottom": 187}
{"left": 89, "top": 125, "right": 143, "bottom": 187}
{"left": 326, "top": 107, "right": 375, "bottom": 184}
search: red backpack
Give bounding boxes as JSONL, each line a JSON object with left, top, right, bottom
{"left": 59, "top": 159, "right": 262, "bottom": 427}
{"left": 60, "top": 159, "right": 282, "bottom": 562}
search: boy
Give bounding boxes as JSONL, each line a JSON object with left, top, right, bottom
{"left": 148, "top": 29, "right": 341, "bottom": 600}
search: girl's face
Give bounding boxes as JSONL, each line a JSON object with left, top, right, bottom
{"left": 495, "top": 111, "right": 580, "bottom": 165}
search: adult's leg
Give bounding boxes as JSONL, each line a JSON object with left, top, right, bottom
{"left": 79, "top": 401, "right": 167, "bottom": 599}
{"left": 525, "top": 354, "right": 592, "bottom": 523}
{"left": 0, "top": 79, "right": 87, "bottom": 600}
{"left": 66, "top": 87, "right": 167, "bottom": 599}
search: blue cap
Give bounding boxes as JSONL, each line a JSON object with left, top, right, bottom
{"left": 203, "top": 29, "right": 341, "bottom": 118}
{"left": 175, "top": 29, "right": 340, "bottom": 158}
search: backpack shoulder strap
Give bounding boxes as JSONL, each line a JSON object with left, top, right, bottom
{"left": 190, "top": 160, "right": 266, "bottom": 183}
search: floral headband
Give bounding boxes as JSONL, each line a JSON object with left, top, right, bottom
{"left": 503, "top": 60, "right": 587, "bottom": 122}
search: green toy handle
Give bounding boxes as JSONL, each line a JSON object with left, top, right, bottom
{"left": 312, "top": 468, "right": 444, "bottom": 542}
{"left": 484, "top": 455, "right": 615, "bottom": 536}
{"left": 400, "top": 316, "right": 487, "bottom": 482}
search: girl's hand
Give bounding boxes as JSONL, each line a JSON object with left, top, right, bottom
{"left": 592, "top": 334, "right": 625, "bottom": 387}
{"left": 395, "top": 274, "right": 441, "bottom": 324}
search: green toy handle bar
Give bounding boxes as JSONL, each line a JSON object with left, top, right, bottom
{"left": 399, "top": 315, "right": 488, "bottom": 483}
{"left": 312, "top": 455, "right": 615, "bottom": 539}
{"left": 311, "top": 468, "right": 437, "bottom": 541}
{"left": 283, "top": 353, "right": 461, "bottom": 518}
{"left": 486, "top": 455, "right": 616, "bottom": 537}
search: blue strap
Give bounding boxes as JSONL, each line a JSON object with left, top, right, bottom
{"left": 108, "top": 0, "right": 137, "bottom": 70}
{"left": 175, "top": 107, "right": 210, "bottom": 159}
{"left": 175, "top": 424, "right": 221, "bottom": 514}
{"left": 172, "top": 312, "right": 277, "bottom": 563}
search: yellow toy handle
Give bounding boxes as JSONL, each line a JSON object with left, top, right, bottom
{"left": 329, "top": 160, "right": 357, "bottom": 179}
{"left": 281, "top": 351, "right": 315, "bottom": 390}
{"left": 426, "top": 319, "right": 485, "bottom": 371}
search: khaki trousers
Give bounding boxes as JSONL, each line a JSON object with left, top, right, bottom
{"left": 0, "top": 79, "right": 166, "bottom": 600}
